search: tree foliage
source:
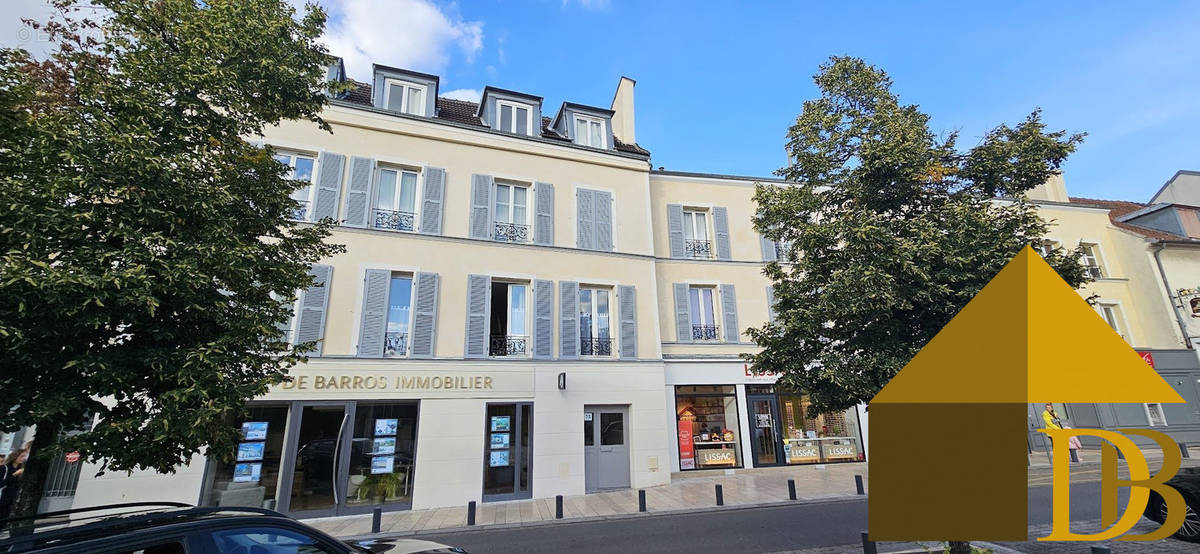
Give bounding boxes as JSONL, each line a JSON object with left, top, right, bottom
{"left": 745, "top": 57, "right": 1089, "bottom": 413}
{"left": 0, "top": 0, "right": 344, "bottom": 513}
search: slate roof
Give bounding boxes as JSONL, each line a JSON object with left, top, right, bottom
{"left": 337, "top": 81, "right": 650, "bottom": 156}
{"left": 1068, "top": 196, "right": 1189, "bottom": 241}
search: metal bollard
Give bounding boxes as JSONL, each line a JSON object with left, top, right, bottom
{"left": 1181, "top": 442, "right": 1191, "bottom": 459}
{"left": 855, "top": 474, "right": 865, "bottom": 495}
{"left": 715, "top": 484, "right": 724, "bottom": 506}
{"left": 787, "top": 479, "right": 797, "bottom": 500}
{"left": 371, "top": 507, "right": 382, "bottom": 534}
{"left": 1090, "top": 546, "right": 1111, "bottom": 554}
{"left": 638, "top": 489, "right": 647, "bottom": 512}
{"left": 1070, "top": 449, "right": 1079, "bottom": 463}
{"left": 555, "top": 495, "right": 564, "bottom": 519}
{"left": 467, "top": 501, "right": 476, "bottom": 526}
{"left": 861, "top": 531, "right": 877, "bottom": 554}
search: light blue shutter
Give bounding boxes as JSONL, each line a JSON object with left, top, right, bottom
{"left": 409, "top": 272, "right": 439, "bottom": 358}
{"left": 295, "top": 265, "right": 333, "bottom": 356}
{"left": 464, "top": 274, "right": 491, "bottom": 358}
{"left": 576, "top": 189, "right": 595, "bottom": 249}
{"left": 595, "top": 190, "right": 613, "bottom": 251}
{"left": 533, "top": 280, "right": 554, "bottom": 359}
{"left": 559, "top": 281, "right": 580, "bottom": 359}
{"left": 343, "top": 156, "right": 374, "bottom": 228}
{"left": 673, "top": 283, "right": 692, "bottom": 343}
{"left": 313, "top": 151, "right": 346, "bottom": 222}
{"left": 713, "top": 206, "right": 732, "bottom": 260}
{"left": 720, "top": 284, "right": 739, "bottom": 343}
{"left": 667, "top": 204, "right": 685, "bottom": 258}
{"left": 761, "top": 235, "right": 777, "bottom": 262}
{"left": 618, "top": 285, "right": 636, "bottom": 359}
{"left": 766, "top": 286, "right": 778, "bottom": 324}
{"left": 420, "top": 167, "right": 446, "bottom": 235}
{"left": 470, "top": 175, "right": 493, "bottom": 239}
{"left": 534, "top": 182, "right": 554, "bottom": 246}
{"left": 357, "top": 269, "right": 390, "bottom": 357}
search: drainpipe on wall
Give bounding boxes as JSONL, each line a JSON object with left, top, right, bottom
{"left": 1152, "top": 241, "right": 1194, "bottom": 349}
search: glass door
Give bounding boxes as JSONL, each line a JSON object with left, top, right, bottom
{"left": 483, "top": 403, "right": 532, "bottom": 502}
{"left": 281, "top": 402, "right": 353, "bottom": 518}
{"left": 748, "top": 395, "right": 783, "bottom": 467}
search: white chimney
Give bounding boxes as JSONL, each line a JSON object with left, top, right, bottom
{"left": 610, "top": 76, "right": 636, "bottom": 145}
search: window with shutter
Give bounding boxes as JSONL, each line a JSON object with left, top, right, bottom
{"left": 533, "top": 182, "right": 554, "bottom": 246}
{"left": 409, "top": 272, "right": 439, "bottom": 358}
{"left": 470, "top": 175, "right": 494, "bottom": 240}
{"left": 357, "top": 269, "right": 392, "bottom": 357}
{"left": 579, "top": 286, "right": 613, "bottom": 357}
{"left": 494, "top": 181, "right": 531, "bottom": 243}
{"left": 343, "top": 156, "right": 375, "bottom": 228}
{"left": 559, "top": 281, "right": 580, "bottom": 359}
{"left": 294, "top": 265, "right": 332, "bottom": 356}
{"left": 464, "top": 274, "right": 491, "bottom": 358}
{"left": 712, "top": 206, "right": 731, "bottom": 260}
{"left": 489, "top": 281, "right": 530, "bottom": 357}
{"left": 420, "top": 167, "right": 446, "bottom": 235}
{"left": 373, "top": 166, "right": 420, "bottom": 232}
{"left": 533, "top": 280, "right": 554, "bottom": 359}
{"left": 313, "top": 151, "right": 345, "bottom": 222}
{"left": 618, "top": 285, "right": 636, "bottom": 359}
{"left": 274, "top": 151, "right": 317, "bottom": 222}
{"left": 720, "top": 284, "right": 739, "bottom": 343}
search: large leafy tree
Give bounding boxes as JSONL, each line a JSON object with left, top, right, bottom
{"left": 0, "top": 0, "right": 344, "bottom": 519}
{"left": 746, "top": 56, "right": 1090, "bottom": 414}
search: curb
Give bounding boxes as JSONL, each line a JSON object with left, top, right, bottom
{"left": 339, "top": 494, "right": 867, "bottom": 541}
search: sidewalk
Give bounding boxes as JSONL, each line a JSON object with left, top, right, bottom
{"left": 304, "top": 462, "right": 869, "bottom": 538}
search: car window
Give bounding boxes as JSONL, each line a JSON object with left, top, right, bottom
{"left": 114, "top": 542, "right": 188, "bottom": 554}
{"left": 209, "top": 527, "right": 339, "bottom": 554}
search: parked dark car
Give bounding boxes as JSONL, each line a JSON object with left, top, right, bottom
{"left": 0, "top": 502, "right": 466, "bottom": 553}
{"left": 1143, "top": 465, "right": 1200, "bottom": 542}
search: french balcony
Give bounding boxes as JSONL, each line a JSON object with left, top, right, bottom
{"left": 494, "top": 222, "right": 530, "bottom": 243}
{"left": 580, "top": 337, "right": 613, "bottom": 356}
{"left": 489, "top": 334, "right": 528, "bottom": 357}
{"left": 374, "top": 208, "right": 416, "bottom": 232}
{"left": 685, "top": 239, "right": 712, "bottom": 259}
{"left": 384, "top": 332, "right": 408, "bottom": 357}
{"left": 692, "top": 324, "right": 720, "bottom": 341}
{"left": 1086, "top": 266, "right": 1104, "bottom": 279}
{"left": 291, "top": 200, "right": 310, "bottom": 222}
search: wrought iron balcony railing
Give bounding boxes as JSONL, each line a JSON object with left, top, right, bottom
{"left": 692, "top": 324, "right": 720, "bottom": 341}
{"left": 494, "top": 222, "right": 530, "bottom": 243}
{"left": 291, "top": 200, "right": 310, "bottom": 222}
{"left": 685, "top": 239, "right": 712, "bottom": 259}
{"left": 580, "top": 337, "right": 613, "bottom": 356}
{"left": 374, "top": 208, "right": 416, "bottom": 232}
{"left": 1085, "top": 265, "right": 1104, "bottom": 279}
{"left": 489, "top": 334, "right": 528, "bottom": 357}
{"left": 384, "top": 332, "right": 408, "bottom": 357}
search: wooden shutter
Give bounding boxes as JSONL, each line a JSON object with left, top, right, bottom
{"left": 673, "top": 283, "right": 692, "bottom": 343}
{"left": 559, "top": 281, "right": 580, "bottom": 359}
{"left": 713, "top": 206, "right": 732, "bottom": 260}
{"left": 295, "top": 265, "right": 333, "bottom": 356}
{"left": 464, "top": 274, "right": 491, "bottom": 358}
{"left": 420, "top": 167, "right": 446, "bottom": 235}
{"left": 343, "top": 156, "right": 374, "bottom": 228}
{"left": 469, "top": 174, "right": 493, "bottom": 240}
{"left": 618, "top": 285, "right": 636, "bottom": 359}
{"left": 667, "top": 204, "right": 685, "bottom": 258}
{"left": 534, "top": 182, "right": 555, "bottom": 246}
{"left": 356, "top": 269, "right": 390, "bottom": 357}
{"left": 576, "top": 189, "right": 595, "bottom": 249}
{"left": 409, "top": 272, "right": 439, "bottom": 358}
{"left": 312, "top": 151, "right": 346, "bottom": 222}
{"left": 595, "top": 190, "right": 613, "bottom": 251}
{"left": 533, "top": 280, "right": 555, "bottom": 359}
{"left": 720, "top": 284, "right": 739, "bottom": 343}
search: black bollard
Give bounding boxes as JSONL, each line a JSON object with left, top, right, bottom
{"left": 638, "top": 489, "right": 647, "bottom": 512}
{"left": 787, "top": 479, "right": 797, "bottom": 500}
{"left": 467, "top": 501, "right": 476, "bottom": 526}
{"left": 1181, "top": 442, "right": 1191, "bottom": 459}
{"left": 715, "top": 484, "right": 724, "bottom": 506}
{"left": 1070, "top": 449, "right": 1079, "bottom": 463}
{"left": 555, "top": 495, "right": 564, "bottom": 519}
{"left": 371, "top": 507, "right": 382, "bottom": 534}
{"left": 855, "top": 474, "right": 865, "bottom": 495}
{"left": 861, "top": 531, "right": 877, "bottom": 554}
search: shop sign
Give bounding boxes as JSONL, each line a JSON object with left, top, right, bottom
{"left": 276, "top": 374, "right": 495, "bottom": 392}
{"left": 697, "top": 449, "right": 736, "bottom": 466}
{"left": 1136, "top": 351, "right": 1155, "bottom": 369}
{"left": 678, "top": 429, "right": 695, "bottom": 470}
{"left": 825, "top": 444, "right": 858, "bottom": 458}
{"left": 64, "top": 451, "right": 80, "bottom": 464}
{"left": 744, "top": 364, "right": 779, "bottom": 382}
{"left": 788, "top": 445, "right": 820, "bottom": 461}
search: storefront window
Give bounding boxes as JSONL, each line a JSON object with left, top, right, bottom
{"left": 201, "top": 405, "right": 289, "bottom": 509}
{"left": 345, "top": 403, "right": 418, "bottom": 507}
{"left": 675, "top": 385, "right": 741, "bottom": 470}
{"left": 779, "top": 393, "right": 864, "bottom": 465}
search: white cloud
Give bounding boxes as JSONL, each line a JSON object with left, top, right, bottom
{"left": 562, "top": 0, "right": 612, "bottom": 10}
{"left": 311, "top": 0, "right": 484, "bottom": 82}
{"left": 441, "top": 88, "right": 482, "bottom": 102}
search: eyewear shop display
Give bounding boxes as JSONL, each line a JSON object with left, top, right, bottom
{"left": 200, "top": 402, "right": 418, "bottom": 517}
{"left": 746, "top": 385, "right": 864, "bottom": 467}
{"left": 676, "top": 386, "right": 742, "bottom": 470}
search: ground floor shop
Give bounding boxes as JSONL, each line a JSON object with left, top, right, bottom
{"left": 665, "top": 361, "right": 868, "bottom": 473}
{"left": 70, "top": 360, "right": 671, "bottom": 515}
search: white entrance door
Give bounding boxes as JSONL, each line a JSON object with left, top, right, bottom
{"left": 584, "top": 406, "right": 630, "bottom": 492}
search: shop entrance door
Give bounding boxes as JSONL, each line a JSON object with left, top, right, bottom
{"left": 748, "top": 395, "right": 783, "bottom": 467}
{"left": 483, "top": 403, "right": 533, "bottom": 502}
{"left": 279, "top": 402, "right": 354, "bottom": 518}
{"left": 584, "top": 406, "right": 630, "bottom": 492}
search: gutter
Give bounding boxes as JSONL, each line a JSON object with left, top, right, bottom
{"left": 1152, "top": 241, "right": 1195, "bottom": 349}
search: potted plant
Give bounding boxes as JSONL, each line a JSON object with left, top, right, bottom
{"left": 357, "top": 473, "right": 404, "bottom": 503}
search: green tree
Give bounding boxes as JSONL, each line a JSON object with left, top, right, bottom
{"left": 0, "top": 0, "right": 345, "bottom": 520}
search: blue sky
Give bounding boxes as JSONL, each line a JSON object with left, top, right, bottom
{"left": 8, "top": 1, "right": 1198, "bottom": 201}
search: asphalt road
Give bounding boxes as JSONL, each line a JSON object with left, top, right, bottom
{"left": 416, "top": 481, "right": 1135, "bottom": 554}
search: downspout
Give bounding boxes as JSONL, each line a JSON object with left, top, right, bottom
{"left": 1152, "top": 241, "right": 1194, "bottom": 349}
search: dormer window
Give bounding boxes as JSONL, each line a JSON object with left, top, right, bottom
{"left": 573, "top": 114, "right": 606, "bottom": 148}
{"left": 498, "top": 100, "right": 534, "bottom": 136}
{"left": 384, "top": 79, "right": 427, "bottom": 116}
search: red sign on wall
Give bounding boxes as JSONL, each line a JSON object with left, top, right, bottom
{"left": 678, "top": 428, "right": 695, "bottom": 470}
{"left": 1136, "top": 351, "right": 1155, "bottom": 369}
{"left": 64, "top": 451, "right": 80, "bottom": 464}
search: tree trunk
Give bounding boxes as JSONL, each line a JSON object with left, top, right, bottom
{"left": 947, "top": 540, "right": 972, "bottom": 554}
{"left": 8, "top": 421, "right": 60, "bottom": 534}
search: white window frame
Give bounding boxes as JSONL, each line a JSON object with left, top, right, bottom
{"left": 1034, "top": 238, "right": 1060, "bottom": 258}
{"left": 383, "top": 78, "right": 428, "bottom": 116}
{"left": 493, "top": 181, "right": 531, "bottom": 242}
{"left": 384, "top": 272, "right": 415, "bottom": 358}
{"left": 493, "top": 281, "right": 530, "bottom": 358}
{"left": 1079, "top": 242, "right": 1107, "bottom": 279}
{"left": 682, "top": 208, "right": 712, "bottom": 258}
{"left": 273, "top": 151, "right": 318, "bottom": 221}
{"left": 572, "top": 114, "right": 607, "bottom": 148}
{"left": 1144, "top": 403, "right": 1167, "bottom": 427}
{"left": 496, "top": 99, "right": 535, "bottom": 136}
{"left": 1094, "top": 301, "right": 1133, "bottom": 343}
{"left": 373, "top": 166, "right": 422, "bottom": 232}
{"left": 579, "top": 286, "right": 614, "bottom": 356}
{"left": 688, "top": 285, "right": 719, "bottom": 340}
